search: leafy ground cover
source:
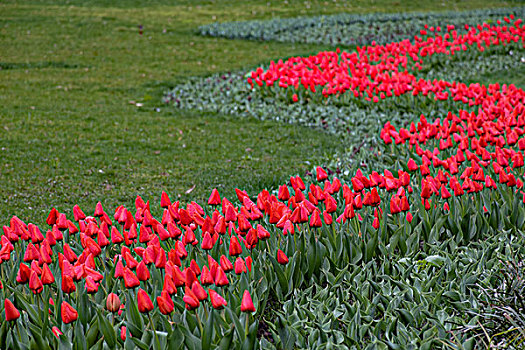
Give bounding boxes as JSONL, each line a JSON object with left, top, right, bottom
{"left": 3, "top": 0, "right": 525, "bottom": 349}
{"left": 199, "top": 6, "right": 525, "bottom": 46}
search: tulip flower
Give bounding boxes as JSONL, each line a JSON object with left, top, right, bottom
{"left": 245, "top": 256, "right": 253, "bottom": 272}
{"left": 209, "top": 289, "right": 227, "bottom": 309}
{"left": 214, "top": 267, "right": 229, "bottom": 287}
{"left": 106, "top": 293, "right": 121, "bottom": 313}
{"left": 29, "top": 271, "right": 43, "bottom": 294}
{"left": 229, "top": 235, "right": 242, "bottom": 256}
{"left": 157, "top": 291, "right": 174, "bottom": 315}
{"left": 4, "top": 299, "right": 20, "bottom": 321}
{"left": 183, "top": 287, "right": 200, "bottom": 310}
{"left": 191, "top": 281, "right": 208, "bottom": 301}
{"left": 241, "top": 290, "right": 256, "bottom": 313}
{"left": 123, "top": 267, "right": 140, "bottom": 289}
{"left": 61, "top": 274, "right": 76, "bottom": 294}
{"left": 16, "top": 263, "right": 32, "bottom": 284}
{"left": 163, "top": 274, "right": 177, "bottom": 295}
{"left": 277, "top": 249, "right": 289, "bottom": 265}
{"left": 85, "top": 276, "right": 99, "bottom": 293}
{"left": 201, "top": 232, "right": 214, "bottom": 250}
{"left": 208, "top": 189, "right": 221, "bottom": 206}
{"left": 111, "top": 226, "right": 124, "bottom": 244}
{"left": 160, "top": 191, "right": 172, "bottom": 208}
{"left": 220, "top": 255, "right": 233, "bottom": 272}
{"left": 234, "top": 257, "right": 247, "bottom": 274}
{"left": 73, "top": 205, "right": 86, "bottom": 222}
{"left": 136, "top": 261, "right": 150, "bottom": 281}
{"left": 309, "top": 209, "right": 322, "bottom": 227}
{"left": 61, "top": 301, "right": 78, "bottom": 324}
{"left": 316, "top": 166, "right": 328, "bottom": 182}
{"left": 137, "top": 288, "right": 154, "bottom": 313}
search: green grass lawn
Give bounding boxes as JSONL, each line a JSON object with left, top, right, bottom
{"left": 0, "top": 0, "right": 515, "bottom": 226}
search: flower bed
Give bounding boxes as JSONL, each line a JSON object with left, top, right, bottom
{"left": 3, "top": 13, "right": 525, "bottom": 350}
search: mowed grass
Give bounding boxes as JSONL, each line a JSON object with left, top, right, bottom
{"left": 0, "top": 0, "right": 514, "bottom": 226}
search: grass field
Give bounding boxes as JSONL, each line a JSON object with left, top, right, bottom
{"left": 0, "top": 0, "right": 516, "bottom": 226}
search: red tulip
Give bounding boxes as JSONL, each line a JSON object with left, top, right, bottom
{"left": 106, "top": 293, "right": 121, "bottom": 313}
{"left": 316, "top": 167, "right": 328, "bottom": 182}
{"left": 234, "top": 257, "right": 247, "bottom": 274}
{"left": 157, "top": 291, "right": 174, "bottom": 315}
{"left": 85, "top": 276, "right": 99, "bottom": 293}
{"left": 94, "top": 201, "right": 105, "bottom": 217}
{"left": 220, "top": 255, "right": 233, "bottom": 272}
{"left": 114, "top": 259, "right": 125, "bottom": 278}
{"left": 46, "top": 208, "right": 58, "bottom": 226}
{"left": 189, "top": 259, "right": 201, "bottom": 276}
{"left": 229, "top": 235, "right": 242, "bottom": 256}
{"left": 137, "top": 288, "right": 154, "bottom": 313}
{"left": 23, "top": 243, "right": 40, "bottom": 262}
{"left": 241, "top": 290, "right": 256, "bottom": 313}
{"left": 278, "top": 185, "right": 290, "bottom": 201}
{"left": 197, "top": 266, "right": 211, "bottom": 287}
{"left": 246, "top": 256, "right": 252, "bottom": 272}
{"left": 214, "top": 267, "right": 229, "bottom": 287}
{"left": 163, "top": 275, "right": 177, "bottom": 295}
{"left": 309, "top": 209, "right": 322, "bottom": 228}
{"left": 73, "top": 205, "right": 86, "bottom": 222}
{"left": 123, "top": 267, "right": 140, "bottom": 289}
{"left": 208, "top": 189, "right": 221, "bottom": 206}
{"left": 61, "top": 274, "right": 76, "bottom": 294}
{"left": 201, "top": 232, "right": 214, "bottom": 250}
{"left": 4, "top": 299, "right": 20, "bottom": 321}
{"left": 61, "top": 301, "right": 78, "bottom": 324}
{"left": 277, "top": 249, "right": 289, "bottom": 265}
{"left": 84, "top": 236, "right": 102, "bottom": 256}
{"left": 136, "top": 261, "right": 150, "bottom": 281}
{"left": 191, "top": 281, "right": 208, "bottom": 301}
{"left": 120, "top": 326, "right": 127, "bottom": 341}
{"left": 183, "top": 287, "right": 200, "bottom": 310}
{"left": 16, "top": 263, "right": 32, "bottom": 284}
{"left": 160, "top": 191, "right": 172, "bottom": 208}
{"left": 209, "top": 289, "right": 227, "bottom": 309}
{"left": 111, "top": 226, "right": 124, "bottom": 244}
{"left": 29, "top": 271, "right": 43, "bottom": 294}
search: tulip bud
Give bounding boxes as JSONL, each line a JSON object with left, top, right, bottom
{"left": 52, "top": 326, "right": 63, "bottom": 338}
{"left": 106, "top": 293, "right": 121, "bottom": 313}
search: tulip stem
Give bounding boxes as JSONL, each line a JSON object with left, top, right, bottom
{"left": 195, "top": 311, "right": 204, "bottom": 336}
{"left": 245, "top": 313, "right": 250, "bottom": 338}
{"left": 148, "top": 313, "right": 161, "bottom": 350}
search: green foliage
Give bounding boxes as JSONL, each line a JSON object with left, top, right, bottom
{"left": 200, "top": 6, "right": 525, "bottom": 46}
